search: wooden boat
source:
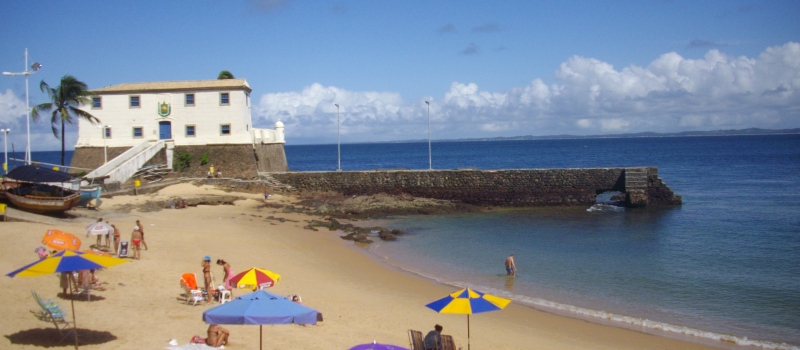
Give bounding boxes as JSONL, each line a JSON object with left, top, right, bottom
{"left": 2, "top": 165, "right": 81, "bottom": 214}
{"left": 77, "top": 185, "right": 102, "bottom": 208}
{"left": 4, "top": 183, "right": 81, "bottom": 214}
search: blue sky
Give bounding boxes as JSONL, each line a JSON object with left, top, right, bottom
{"left": 1, "top": 0, "right": 799, "bottom": 149}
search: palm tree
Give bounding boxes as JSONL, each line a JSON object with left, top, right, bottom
{"left": 32, "top": 75, "right": 100, "bottom": 166}
{"left": 217, "top": 70, "right": 235, "bottom": 79}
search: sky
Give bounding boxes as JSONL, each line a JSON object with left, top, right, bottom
{"left": 1, "top": 0, "right": 799, "bottom": 150}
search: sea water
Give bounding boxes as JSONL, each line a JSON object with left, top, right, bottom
{"left": 289, "top": 135, "right": 800, "bottom": 349}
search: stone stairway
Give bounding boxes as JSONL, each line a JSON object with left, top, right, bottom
{"left": 257, "top": 172, "right": 297, "bottom": 192}
{"left": 624, "top": 168, "right": 649, "bottom": 191}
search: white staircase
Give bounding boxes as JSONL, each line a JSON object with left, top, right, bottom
{"left": 84, "top": 140, "right": 169, "bottom": 185}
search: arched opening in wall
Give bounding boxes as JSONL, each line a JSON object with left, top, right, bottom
{"left": 588, "top": 191, "right": 625, "bottom": 212}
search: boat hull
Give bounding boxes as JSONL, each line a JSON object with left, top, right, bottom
{"left": 3, "top": 183, "right": 81, "bottom": 214}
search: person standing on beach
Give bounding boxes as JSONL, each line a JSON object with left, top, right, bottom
{"left": 131, "top": 226, "right": 142, "bottom": 260}
{"left": 505, "top": 254, "right": 516, "bottom": 277}
{"left": 208, "top": 164, "right": 215, "bottom": 178}
{"left": 111, "top": 224, "right": 120, "bottom": 255}
{"left": 136, "top": 220, "right": 148, "bottom": 250}
{"left": 217, "top": 259, "right": 233, "bottom": 290}
{"left": 202, "top": 256, "right": 212, "bottom": 301}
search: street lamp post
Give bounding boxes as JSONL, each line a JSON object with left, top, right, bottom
{"left": 2, "top": 49, "right": 42, "bottom": 165}
{"left": 99, "top": 125, "right": 110, "bottom": 164}
{"left": 335, "top": 103, "right": 341, "bottom": 171}
{"left": 425, "top": 101, "right": 432, "bottom": 170}
{"left": 1, "top": 129, "right": 9, "bottom": 175}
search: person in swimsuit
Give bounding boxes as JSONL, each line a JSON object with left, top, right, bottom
{"left": 111, "top": 224, "right": 121, "bottom": 255}
{"left": 202, "top": 256, "right": 212, "bottom": 301}
{"left": 505, "top": 254, "right": 516, "bottom": 277}
{"left": 206, "top": 324, "right": 229, "bottom": 347}
{"left": 136, "top": 220, "right": 148, "bottom": 250}
{"left": 131, "top": 226, "right": 142, "bottom": 260}
{"left": 216, "top": 259, "right": 233, "bottom": 290}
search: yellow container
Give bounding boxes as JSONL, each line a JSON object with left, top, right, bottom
{"left": 134, "top": 179, "right": 141, "bottom": 187}
{"left": 0, "top": 203, "right": 6, "bottom": 214}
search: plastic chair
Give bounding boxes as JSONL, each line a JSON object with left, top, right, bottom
{"left": 218, "top": 289, "right": 232, "bottom": 304}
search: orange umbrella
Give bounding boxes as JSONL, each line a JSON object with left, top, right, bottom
{"left": 42, "top": 229, "right": 82, "bottom": 251}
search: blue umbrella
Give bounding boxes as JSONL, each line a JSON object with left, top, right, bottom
{"left": 349, "top": 341, "right": 409, "bottom": 350}
{"left": 202, "top": 289, "right": 319, "bottom": 350}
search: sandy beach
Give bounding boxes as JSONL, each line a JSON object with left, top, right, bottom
{"left": 0, "top": 183, "right": 718, "bottom": 349}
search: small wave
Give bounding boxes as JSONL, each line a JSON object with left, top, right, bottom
{"left": 377, "top": 259, "right": 800, "bottom": 350}
{"left": 587, "top": 203, "right": 625, "bottom": 212}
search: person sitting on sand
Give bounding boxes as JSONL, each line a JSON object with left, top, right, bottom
{"left": 206, "top": 324, "right": 229, "bottom": 347}
{"left": 131, "top": 226, "right": 143, "bottom": 260}
{"left": 424, "top": 324, "right": 444, "bottom": 350}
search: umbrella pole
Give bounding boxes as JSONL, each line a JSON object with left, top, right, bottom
{"left": 467, "top": 314, "right": 471, "bottom": 350}
{"left": 260, "top": 325, "right": 263, "bottom": 350}
{"left": 68, "top": 273, "right": 79, "bottom": 350}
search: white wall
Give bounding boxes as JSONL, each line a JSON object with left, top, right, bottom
{"left": 75, "top": 88, "right": 258, "bottom": 148}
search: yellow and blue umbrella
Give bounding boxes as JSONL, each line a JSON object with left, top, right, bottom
{"left": 6, "top": 249, "right": 130, "bottom": 349}
{"left": 425, "top": 288, "right": 511, "bottom": 350}
{"left": 6, "top": 249, "right": 128, "bottom": 277}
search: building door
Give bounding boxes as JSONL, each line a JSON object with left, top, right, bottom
{"left": 159, "top": 121, "right": 172, "bottom": 140}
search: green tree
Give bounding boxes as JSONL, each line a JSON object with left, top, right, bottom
{"left": 32, "top": 75, "right": 100, "bottom": 166}
{"left": 217, "top": 70, "right": 235, "bottom": 79}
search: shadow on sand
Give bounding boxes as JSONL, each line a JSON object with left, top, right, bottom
{"left": 5, "top": 327, "right": 117, "bottom": 347}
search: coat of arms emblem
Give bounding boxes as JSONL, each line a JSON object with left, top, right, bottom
{"left": 158, "top": 101, "right": 171, "bottom": 117}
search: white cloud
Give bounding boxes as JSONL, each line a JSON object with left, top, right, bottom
{"left": 254, "top": 42, "right": 800, "bottom": 144}
{"left": 0, "top": 89, "right": 25, "bottom": 127}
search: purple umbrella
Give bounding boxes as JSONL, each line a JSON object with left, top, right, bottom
{"left": 349, "top": 341, "right": 409, "bottom": 350}
{"left": 202, "top": 289, "right": 319, "bottom": 350}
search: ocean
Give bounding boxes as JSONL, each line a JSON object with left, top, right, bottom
{"left": 22, "top": 135, "right": 800, "bottom": 349}
{"left": 288, "top": 135, "right": 800, "bottom": 349}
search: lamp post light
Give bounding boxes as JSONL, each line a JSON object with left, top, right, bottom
{"left": 425, "top": 100, "right": 432, "bottom": 170}
{"left": 99, "top": 125, "right": 110, "bottom": 164}
{"left": 334, "top": 103, "right": 341, "bottom": 171}
{"left": 1, "top": 128, "right": 9, "bottom": 175}
{"left": 2, "top": 49, "right": 42, "bottom": 165}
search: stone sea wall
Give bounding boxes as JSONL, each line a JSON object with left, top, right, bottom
{"left": 271, "top": 167, "right": 681, "bottom": 207}
{"left": 71, "top": 144, "right": 288, "bottom": 180}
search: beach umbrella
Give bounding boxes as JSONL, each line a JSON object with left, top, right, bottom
{"left": 349, "top": 341, "right": 409, "bottom": 350}
{"left": 6, "top": 249, "right": 130, "bottom": 349}
{"left": 202, "top": 289, "right": 319, "bottom": 350}
{"left": 425, "top": 287, "right": 511, "bottom": 350}
{"left": 86, "top": 221, "right": 114, "bottom": 236}
{"left": 42, "top": 229, "right": 81, "bottom": 251}
{"left": 228, "top": 267, "right": 281, "bottom": 291}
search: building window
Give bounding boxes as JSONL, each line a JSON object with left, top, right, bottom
{"left": 130, "top": 95, "right": 140, "bottom": 108}
{"left": 92, "top": 97, "right": 102, "bottom": 109}
{"left": 185, "top": 93, "right": 195, "bottom": 106}
{"left": 133, "top": 127, "right": 143, "bottom": 138}
{"left": 186, "top": 125, "right": 196, "bottom": 137}
{"left": 220, "top": 92, "right": 230, "bottom": 105}
{"left": 220, "top": 124, "right": 231, "bottom": 135}
{"left": 104, "top": 127, "right": 112, "bottom": 139}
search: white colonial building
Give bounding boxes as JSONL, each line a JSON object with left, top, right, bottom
{"left": 71, "top": 79, "right": 288, "bottom": 181}
{"left": 76, "top": 79, "right": 283, "bottom": 147}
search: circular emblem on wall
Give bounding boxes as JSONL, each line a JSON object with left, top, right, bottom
{"left": 158, "top": 101, "right": 171, "bottom": 117}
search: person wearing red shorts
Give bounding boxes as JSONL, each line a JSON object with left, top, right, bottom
{"left": 131, "top": 226, "right": 142, "bottom": 260}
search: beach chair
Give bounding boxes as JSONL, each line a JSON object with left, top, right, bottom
{"left": 408, "top": 329, "right": 425, "bottom": 350}
{"left": 180, "top": 273, "right": 204, "bottom": 306}
{"left": 441, "top": 334, "right": 460, "bottom": 350}
{"left": 30, "top": 291, "right": 74, "bottom": 342}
